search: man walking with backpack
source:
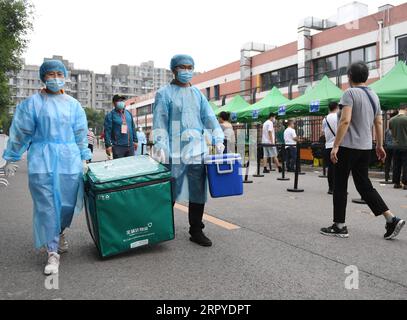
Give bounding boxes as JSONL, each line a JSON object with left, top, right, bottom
{"left": 320, "top": 62, "right": 405, "bottom": 240}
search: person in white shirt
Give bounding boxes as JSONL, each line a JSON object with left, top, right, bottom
{"left": 322, "top": 102, "right": 339, "bottom": 194}
{"left": 262, "top": 113, "right": 282, "bottom": 173}
{"left": 218, "top": 112, "right": 236, "bottom": 154}
{"left": 284, "top": 120, "right": 298, "bottom": 172}
{"left": 87, "top": 128, "right": 96, "bottom": 154}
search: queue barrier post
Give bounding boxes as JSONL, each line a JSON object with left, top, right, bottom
{"left": 277, "top": 143, "right": 290, "bottom": 181}
{"left": 287, "top": 142, "right": 304, "bottom": 193}
{"left": 253, "top": 144, "right": 265, "bottom": 178}
{"left": 243, "top": 160, "right": 254, "bottom": 184}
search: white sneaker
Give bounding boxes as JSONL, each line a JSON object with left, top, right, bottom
{"left": 44, "top": 252, "right": 60, "bottom": 275}
{"left": 58, "top": 233, "right": 68, "bottom": 254}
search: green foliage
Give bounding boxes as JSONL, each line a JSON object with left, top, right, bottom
{"left": 84, "top": 107, "right": 105, "bottom": 136}
{"left": 0, "top": 110, "right": 12, "bottom": 134}
{"left": 0, "top": 0, "right": 34, "bottom": 127}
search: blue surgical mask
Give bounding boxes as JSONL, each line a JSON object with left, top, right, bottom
{"left": 177, "top": 70, "right": 194, "bottom": 84}
{"left": 116, "top": 101, "right": 125, "bottom": 110}
{"left": 45, "top": 78, "right": 65, "bottom": 92}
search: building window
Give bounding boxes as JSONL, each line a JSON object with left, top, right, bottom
{"left": 137, "top": 105, "right": 152, "bottom": 117}
{"left": 314, "top": 56, "right": 337, "bottom": 80}
{"left": 397, "top": 35, "right": 407, "bottom": 61}
{"left": 313, "top": 44, "right": 377, "bottom": 80}
{"left": 206, "top": 87, "right": 211, "bottom": 99}
{"left": 261, "top": 65, "right": 298, "bottom": 91}
{"left": 365, "top": 45, "right": 377, "bottom": 70}
{"left": 337, "top": 52, "right": 350, "bottom": 76}
{"left": 214, "top": 85, "right": 220, "bottom": 101}
{"left": 350, "top": 48, "right": 364, "bottom": 63}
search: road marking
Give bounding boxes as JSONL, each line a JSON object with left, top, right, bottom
{"left": 174, "top": 203, "right": 241, "bottom": 231}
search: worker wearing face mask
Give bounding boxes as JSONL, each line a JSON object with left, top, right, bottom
{"left": 1, "top": 60, "right": 91, "bottom": 275}
{"left": 136, "top": 127, "right": 148, "bottom": 156}
{"left": 153, "top": 54, "right": 225, "bottom": 247}
{"left": 104, "top": 95, "right": 138, "bottom": 159}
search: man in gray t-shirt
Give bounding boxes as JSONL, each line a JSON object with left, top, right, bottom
{"left": 321, "top": 62, "right": 405, "bottom": 240}
{"left": 339, "top": 87, "right": 381, "bottom": 150}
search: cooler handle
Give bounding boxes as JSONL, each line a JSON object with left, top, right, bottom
{"left": 217, "top": 162, "right": 234, "bottom": 175}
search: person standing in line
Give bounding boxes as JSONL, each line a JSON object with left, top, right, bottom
{"left": 87, "top": 127, "right": 96, "bottom": 161}
{"left": 322, "top": 102, "right": 339, "bottom": 194}
{"left": 321, "top": 62, "right": 405, "bottom": 240}
{"left": 284, "top": 120, "right": 298, "bottom": 172}
{"left": 218, "top": 112, "right": 236, "bottom": 154}
{"left": 153, "top": 54, "right": 225, "bottom": 247}
{"left": 262, "top": 113, "right": 282, "bottom": 173}
{"left": 104, "top": 95, "right": 138, "bottom": 159}
{"left": 384, "top": 112, "right": 398, "bottom": 182}
{"left": 136, "top": 127, "right": 147, "bottom": 156}
{"left": 390, "top": 104, "right": 407, "bottom": 190}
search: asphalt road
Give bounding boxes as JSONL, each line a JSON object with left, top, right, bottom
{"left": 1, "top": 149, "right": 406, "bottom": 300}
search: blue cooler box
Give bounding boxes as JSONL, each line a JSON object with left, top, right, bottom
{"left": 205, "top": 153, "right": 244, "bottom": 198}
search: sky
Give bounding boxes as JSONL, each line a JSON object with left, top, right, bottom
{"left": 23, "top": 0, "right": 406, "bottom": 74}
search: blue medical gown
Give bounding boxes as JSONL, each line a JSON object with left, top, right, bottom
{"left": 3, "top": 92, "right": 91, "bottom": 249}
{"left": 136, "top": 131, "right": 147, "bottom": 155}
{"left": 153, "top": 84, "right": 224, "bottom": 204}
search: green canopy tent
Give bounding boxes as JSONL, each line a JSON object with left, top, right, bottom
{"left": 369, "top": 61, "right": 407, "bottom": 110}
{"left": 281, "top": 76, "right": 343, "bottom": 118}
{"left": 209, "top": 101, "right": 219, "bottom": 113}
{"left": 236, "top": 87, "right": 291, "bottom": 123}
{"left": 215, "top": 95, "right": 250, "bottom": 122}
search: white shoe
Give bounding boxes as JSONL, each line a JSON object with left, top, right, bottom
{"left": 58, "top": 233, "right": 68, "bottom": 254}
{"left": 44, "top": 252, "right": 60, "bottom": 275}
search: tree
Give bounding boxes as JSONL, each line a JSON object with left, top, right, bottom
{"left": 84, "top": 107, "right": 106, "bottom": 136}
{"left": 0, "top": 0, "right": 34, "bottom": 131}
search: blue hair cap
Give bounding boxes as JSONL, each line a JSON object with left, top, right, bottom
{"left": 39, "top": 60, "right": 68, "bottom": 82}
{"left": 170, "top": 54, "right": 195, "bottom": 71}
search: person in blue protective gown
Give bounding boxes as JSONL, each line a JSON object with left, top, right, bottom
{"left": 2, "top": 60, "right": 91, "bottom": 275}
{"left": 136, "top": 127, "right": 148, "bottom": 156}
{"left": 153, "top": 54, "right": 225, "bottom": 247}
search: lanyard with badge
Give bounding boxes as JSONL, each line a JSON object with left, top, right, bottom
{"left": 120, "top": 112, "right": 128, "bottom": 134}
{"left": 119, "top": 111, "right": 131, "bottom": 146}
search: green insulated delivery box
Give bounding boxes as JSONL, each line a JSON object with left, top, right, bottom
{"left": 84, "top": 156, "right": 175, "bottom": 258}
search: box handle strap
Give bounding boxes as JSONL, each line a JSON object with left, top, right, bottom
{"left": 217, "top": 162, "right": 234, "bottom": 175}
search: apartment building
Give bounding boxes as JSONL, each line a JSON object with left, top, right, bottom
{"left": 8, "top": 57, "right": 173, "bottom": 113}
